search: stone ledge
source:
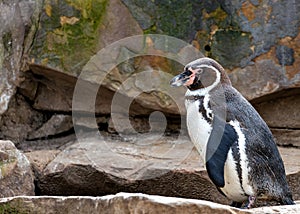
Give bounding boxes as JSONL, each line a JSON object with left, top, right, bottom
{"left": 0, "top": 193, "right": 299, "bottom": 214}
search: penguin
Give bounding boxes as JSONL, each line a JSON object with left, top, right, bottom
{"left": 170, "top": 57, "right": 295, "bottom": 208}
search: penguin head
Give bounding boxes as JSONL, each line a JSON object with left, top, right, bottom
{"left": 170, "top": 57, "right": 231, "bottom": 91}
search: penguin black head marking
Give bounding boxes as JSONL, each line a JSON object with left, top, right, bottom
{"left": 170, "top": 57, "right": 231, "bottom": 92}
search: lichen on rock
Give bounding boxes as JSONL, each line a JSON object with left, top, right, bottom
{"left": 30, "top": 0, "right": 108, "bottom": 75}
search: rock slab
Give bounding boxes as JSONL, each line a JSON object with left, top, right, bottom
{"left": 0, "top": 193, "right": 299, "bottom": 214}
{"left": 32, "top": 134, "right": 299, "bottom": 205}
{"left": 0, "top": 140, "right": 34, "bottom": 197}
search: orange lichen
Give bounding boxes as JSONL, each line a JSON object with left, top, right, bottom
{"left": 254, "top": 33, "right": 300, "bottom": 80}
{"left": 279, "top": 34, "right": 300, "bottom": 79}
{"left": 191, "top": 40, "right": 200, "bottom": 50}
{"left": 241, "top": 1, "right": 256, "bottom": 21}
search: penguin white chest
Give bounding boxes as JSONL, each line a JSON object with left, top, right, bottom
{"left": 185, "top": 98, "right": 212, "bottom": 160}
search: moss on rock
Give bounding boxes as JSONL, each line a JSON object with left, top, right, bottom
{"left": 211, "top": 30, "right": 253, "bottom": 69}
{"left": 0, "top": 200, "right": 29, "bottom": 214}
{"left": 30, "top": 0, "right": 108, "bottom": 75}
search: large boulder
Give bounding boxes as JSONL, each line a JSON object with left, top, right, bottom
{"left": 122, "top": 0, "right": 300, "bottom": 100}
{"left": 0, "top": 140, "right": 34, "bottom": 197}
{"left": 31, "top": 134, "right": 229, "bottom": 204}
{"left": 0, "top": 193, "right": 299, "bottom": 214}
{"left": 0, "top": 0, "right": 42, "bottom": 114}
{"left": 26, "top": 0, "right": 203, "bottom": 116}
{"left": 15, "top": 0, "right": 299, "bottom": 134}
{"left": 26, "top": 134, "right": 299, "bottom": 205}
{"left": 29, "top": 0, "right": 143, "bottom": 75}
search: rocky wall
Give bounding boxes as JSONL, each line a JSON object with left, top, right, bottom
{"left": 0, "top": 0, "right": 299, "bottom": 212}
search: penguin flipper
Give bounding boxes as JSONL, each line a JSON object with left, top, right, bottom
{"left": 205, "top": 116, "right": 237, "bottom": 188}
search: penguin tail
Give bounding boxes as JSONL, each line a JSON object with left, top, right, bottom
{"left": 281, "top": 196, "right": 295, "bottom": 205}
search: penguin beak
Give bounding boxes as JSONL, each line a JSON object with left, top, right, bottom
{"left": 170, "top": 73, "right": 188, "bottom": 87}
{"left": 170, "top": 69, "right": 196, "bottom": 87}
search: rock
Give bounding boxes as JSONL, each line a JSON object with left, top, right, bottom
{"left": 30, "top": 134, "right": 299, "bottom": 205}
{"left": 0, "top": 193, "right": 299, "bottom": 214}
{"left": 271, "top": 129, "right": 300, "bottom": 148}
{"left": 22, "top": 64, "right": 114, "bottom": 114}
{"left": 27, "top": 115, "right": 73, "bottom": 140}
{"left": 19, "top": 134, "right": 77, "bottom": 152}
{"left": 97, "top": 0, "right": 143, "bottom": 50}
{"left": 36, "top": 134, "right": 229, "bottom": 204}
{"left": 0, "top": 140, "right": 34, "bottom": 197}
{"left": 77, "top": 35, "right": 201, "bottom": 116}
{"left": 74, "top": 115, "right": 109, "bottom": 130}
{"left": 23, "top": 64, "right": 160, "bottom": 116}
{"left": 28, "top": 2, "right": 203, "bottom": 115}
{"left": 122, "top": 0, "right": 194, "bottom": 41}
{"left": 107, "top": 112, "right": 182, "bottom": 134}
{"left": 229, "top": 60, "right": 300, "bottom": 101}
{"left": 0, "top": 94, "right": 48, "bottom": 143}
{"left": 29, "top": 0, "right": 142, "bottom": 75}
{"left": 253, "top": 91, "right": 300, "bottom": 129}
{"left": 25, "top": 150, "right": 60, "bottom": 173}
{"left": 22, "top": 0, "right": 300, "bottom": 125}
{"left": 0, "top": 0, "right": 42, "bottom": 114}
{"left": 252, "top": 89, "right": 300, "bottom": 147}
{"left": 280, "top": 147, "right": 300, "bottom": 202}
{"left": 122, "top": 0, "right": 300, "bottom": 100}
{"left": 29, "top": 0, "right": 107, "bottom": 75}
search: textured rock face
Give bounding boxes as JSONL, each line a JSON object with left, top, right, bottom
{"left": 0, "top": 140, "right": 34, "bottom": 197}
{"left": 122, "top": 0, "right": 300, "bottom": 100}
{"left": 253, "top": 90, "right": 300, "bottom": 148}
{"left": 35, "top": 135, "right": 230, "bottom": 205}
{"left": 4, "top": 0, "right": 298, "bottom": 118}
{"left": 24, "top": 134, "right": 299, "bottom": 207}
{"left": 0, "top": 193, "right": 299, "bottom": 214}
{"left": 0, "top": 0, "right": 42, "bottom": 114}
{"left": 0, "top": 94, "right": 47, "bottom": 143}
{"left": 29, "top": 0, "right": 144, "bottom": 75}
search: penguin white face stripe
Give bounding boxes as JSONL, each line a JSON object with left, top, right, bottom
{"left": 185, "top": 65, "right": 221, "bottom": 97}
{"left": 229, "top": 120, "right": 254, "bottom": 196}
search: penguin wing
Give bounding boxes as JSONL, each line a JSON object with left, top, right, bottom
{"left": 222, "top": 87, "right": 291, "bottom": 195}
{"left": 205, "top": 115, "right": 237, "bottom": 187}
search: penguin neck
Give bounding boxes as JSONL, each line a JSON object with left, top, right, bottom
{"left": 185, "top": 82, "right": 223, "bottom": 100}
{"left": 185, "top": 66, "right": 222, "bottom": 98}
{"left": 185, "top": 87, "right": 209, "bottom": 98}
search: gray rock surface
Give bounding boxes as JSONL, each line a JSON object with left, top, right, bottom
{"left": 26, "top": 134, "right": 299, "bottom": 206}
{"left": 0, "top": 0, "right": 42, "bottom": 114}
{"left": 36, "top": 134, "right": 230, "bottom": 204}
{"left": 0, "top": 193, "right": 299, "bottom": 214}
{"left": 27, "top": 115, "right": 73, "bottom": 140}
{"left": 0, "top": 94, "right": 47, "bottom": 143}
{"left": 0, "top": 140, "right": 34, "bottom": 197}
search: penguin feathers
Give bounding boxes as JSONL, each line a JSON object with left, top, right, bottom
{"left": 170, "top": 57, "right": 295, "bottom": 207}
{"left": 206, "top": 116, "right": 237, "bottom": 187}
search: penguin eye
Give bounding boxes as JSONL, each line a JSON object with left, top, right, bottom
{"left": 184, "top": 69, "right": 192, "bottom": 76}
{"left": 197, "top": 68, "right": 203, "bottom": 74}
{"left": 195, "top": 68, "right": 203, "bottom": 77}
